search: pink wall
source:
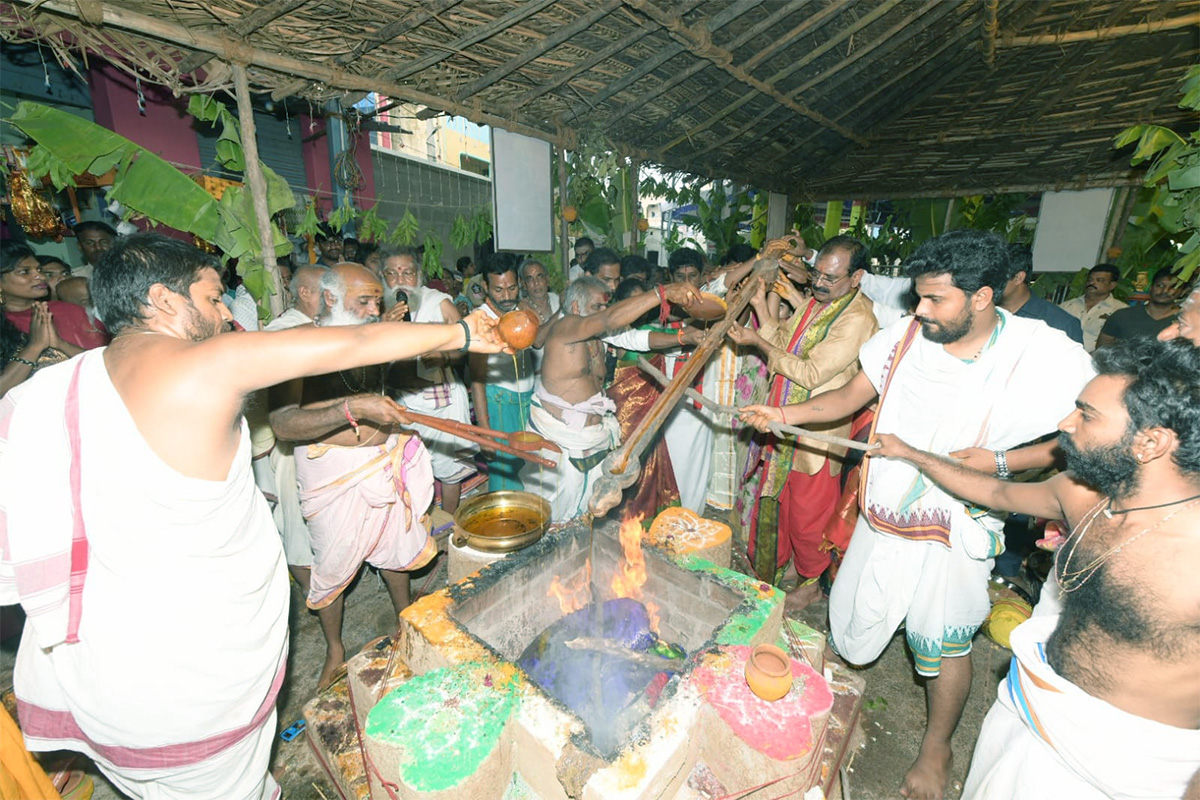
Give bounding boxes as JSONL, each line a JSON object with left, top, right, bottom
{"left": 88, "top": 63, "right": 200, "bottom": 240}
{"left": 89, "top": 63, "right": 201, "bottom": 171}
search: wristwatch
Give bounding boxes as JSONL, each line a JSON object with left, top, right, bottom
{"left": 994, "top": 450, "right": 1011, "bottom": 479}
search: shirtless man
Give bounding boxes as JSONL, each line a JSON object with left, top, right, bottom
{"left": 522, "top": 276, "right": 700, "bottom": 521}
{"left": 870, "top": 337, "right": 1200, "bottom": 800}
{"left": 0, "top": 235, "right": 504, "bottom": 798}
{"left": 269, "top": 264, "right": 476, "bottom": 686}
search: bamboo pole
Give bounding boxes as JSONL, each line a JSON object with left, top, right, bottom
{"left": 232, "top": 64, "right": 284, "bottom": 321}
{"left": 16, "top": 0, "right": 565, "bottom": 148}
{"left": 982, "top": 0, "right": 998, "bottom": 68}
{"left": 558, "top": 145, "right": 569, "bottom": 280}
{"left": 1002, "top": 13, "right": 1200, "bottom": 47}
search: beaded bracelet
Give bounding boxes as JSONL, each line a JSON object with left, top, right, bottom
{"left": 9, "top": 356, "right": 37, "bottom": 370}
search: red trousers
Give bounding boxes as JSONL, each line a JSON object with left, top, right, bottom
{"left": 776, "top": 465, "right": 841, "bottom": 579}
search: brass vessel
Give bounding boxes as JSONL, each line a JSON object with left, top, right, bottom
{"left": 453, "top": 491, "right": 551, "bottom": 553}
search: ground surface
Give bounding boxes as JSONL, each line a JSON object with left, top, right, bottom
{"left": 1, "top": 537, "right": 1008, "bottom": 800}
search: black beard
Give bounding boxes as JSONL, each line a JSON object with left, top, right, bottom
{"left": 1058, "top": 431, "right": 1141, "bottom": 499}
{"left": 920, "top": 311, "right": 972, "bottom": 344}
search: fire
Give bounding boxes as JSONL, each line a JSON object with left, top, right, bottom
{"left": 611, "top": 515, "right": 660, "bottom": 631}
{"left": 547, "top": 558, "right": 592, "bottom": 614}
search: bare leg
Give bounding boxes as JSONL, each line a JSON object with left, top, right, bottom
{"left": 380, "top": 569, "right": 412, "bottom": 617}
{"left": 901, "top": 652, "right": 971, "bottom": 799}
{"left": 288, "top": 565, "right": 312, "bottom": 598}
{"left": 441, "top": 480, "right": 463, "bottom": 515}
{"left": 315, "top": 594, "right": 346, "bottom": 689}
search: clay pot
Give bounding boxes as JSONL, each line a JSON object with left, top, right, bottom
{"left": 744, "top": 643, "right": 793, "bottom": 701}
{"left": 498, "top": 309, "right": 540, "bottom": 350}
{"left": 637, "top": 217, "right": 650, "bottom": 232}
{"left": 562, "top": 205, "right": 578, "bottom": 222}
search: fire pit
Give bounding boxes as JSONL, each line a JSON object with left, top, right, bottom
{"left": 306, "top": 517, "right": 864, "bottom": 799}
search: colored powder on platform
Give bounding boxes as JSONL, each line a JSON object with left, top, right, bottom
{"left": 365, "top": 661, "right": 522, "bottom": 792}
{"left": 692, "top": 645, "right": 834, "bottom": 761}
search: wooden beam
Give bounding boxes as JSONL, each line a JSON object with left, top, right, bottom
{"left": 981, "top": 0, "right": 998, "bottom": 67}
{"left": 651, "top": 0, "right": 892, "bottom": 157}
{"left": 377, "top": 0, "right": 558, "bottom": 84}
{"left": 232, "top": 64, "right": 284, "bottom": 321}
{"left": 177, "top": 0, "right": 310, "bottom": 74}
{"left": 334, "top": 0, "right": 465, "bottom": 65}
{"left": 623, "top": 0, "right": 867, "bottom": 145}
{"left": 601, "top": 0, "right": 818, "bottom": 132}
{"left": 564, "top": 0, "right": 758, "bottom": 122}
{"left": 686, "top": 0, "right": 952, "bottom": 162}
{"left": 1002, "top": 12, "right": 1200, "bottom": 46}
{"left": 453, "top": 0, "right": 621, "bottom": 102}
{"left": 796, "top": 173, "right": 1144, "bottom": 202}
{"left": 19, "top": 0, "right": 565, "bottom": 146}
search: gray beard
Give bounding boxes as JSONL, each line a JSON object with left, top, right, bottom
{"left": 326, "top": 306, "right": 377, "bottom": 327}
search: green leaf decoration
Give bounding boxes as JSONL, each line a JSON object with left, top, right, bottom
{"left": 423, "top": 231, "right": 444, "bottom": 278}
{"left": 449, "top": 214, "right": 473, "bottom": 249}
{"left": 296, "top": 197, "right": 323, "bottom": 239}
{"left": 471, "top": 205, "right": 493, "bottom": 245}
{"left": 390, "top": 210, "right": 420, "bottom": 246}
{"left": 357, "top": 203, "right": 391, "bottom": 243}
{"left": 328, "top": 197, "right": 358, "bottom": 233}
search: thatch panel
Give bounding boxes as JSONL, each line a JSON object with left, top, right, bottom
{"left": 1, "top": 0, "right": 1195, "bottom": 198}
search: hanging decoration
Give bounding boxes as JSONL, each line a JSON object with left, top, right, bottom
{"left": 7, "top": 168, "right": 68, "bottom": 239}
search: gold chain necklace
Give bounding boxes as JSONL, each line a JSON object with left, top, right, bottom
{"left": 1057, "top": 496, "right": 1200, "bottom": 593}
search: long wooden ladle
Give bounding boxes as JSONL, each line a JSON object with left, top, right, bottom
{"left": 396, "top": 408, "right": 560, "bottom": 468}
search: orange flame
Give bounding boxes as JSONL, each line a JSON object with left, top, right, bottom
{"left": 547, "top": 558, "right": 592, "bottom": 614}
{"left": 611, "top": 515, "right": 660, "bottom": 631}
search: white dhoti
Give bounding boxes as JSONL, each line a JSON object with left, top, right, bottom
{"left": 0, "top": 351, "right": 289, "bottom": 799}
{"left": 828, "top": 514, "right": 993, "bottom": 674}
{"left": 397, "top": 367, "right": 477, "bottom": 485}
{"left": 963, "top": 615, "right": 1200, "bottom": 800}
{"left": 270, "top": 441, "right": 313, "bottom": 567}
{"left": 828, "top": 313, "right": 1094, "bottom": 676}
{"left": 663, "top": 400, "right": 713, "bottom": 514}
{"left": 521, "top": 384, "right": 620, "bottom": 523}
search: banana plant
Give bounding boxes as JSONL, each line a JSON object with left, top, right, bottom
{"left": 1112, "top": 64, "right": 1200, "bottom": 281}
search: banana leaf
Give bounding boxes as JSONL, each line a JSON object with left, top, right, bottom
{"left": 11, "top": 101, "right": 220, "bottom": 237}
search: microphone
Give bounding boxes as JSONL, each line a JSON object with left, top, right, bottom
{"left": 394, "top": 289, "right": 410, "bottom": 321}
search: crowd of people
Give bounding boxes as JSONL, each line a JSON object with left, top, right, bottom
{"left": 0, "top": 219, "right": 1196, "bottom": 800}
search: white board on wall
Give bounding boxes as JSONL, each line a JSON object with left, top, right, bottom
{"left": 1030, "top": 188, "right": 1115, "bottom": 272}
{"left": 490, "top": 128, "right": 553, "bottom": 252}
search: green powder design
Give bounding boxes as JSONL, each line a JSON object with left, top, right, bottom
{"left": 365, "top": 662, "right": 522, "bottom": 792}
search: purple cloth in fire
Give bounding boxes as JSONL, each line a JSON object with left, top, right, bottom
{"left": 517, "top": 598, "right": 676, "bottom": 756}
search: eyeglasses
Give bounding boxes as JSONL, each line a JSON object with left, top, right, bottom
{"left": 811, "top": 270, "right": 849, "bottom": 287}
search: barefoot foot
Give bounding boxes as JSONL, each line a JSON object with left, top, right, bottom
{"left": 317, "top": 650, "right": 347, "bottom": 691}
{"left": 783, "top": 579, "right": 823, "bottom": 613}
{"left": 900, "top": 743, "right": 953, "bottom": 800}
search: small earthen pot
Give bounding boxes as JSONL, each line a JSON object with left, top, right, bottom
{"left": 498, "top": 308, "right": 540, "bottom": 350}
{"left": 745, "top": 643, "right": 793, "bottom": 701}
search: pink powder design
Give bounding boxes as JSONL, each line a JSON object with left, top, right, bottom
{"left": 692, "top": 645, "right": 834, "bottom": 760}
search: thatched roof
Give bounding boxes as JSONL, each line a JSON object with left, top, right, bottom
{"left": 3, "top": 0, "right": 1197, "bottom": 199}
